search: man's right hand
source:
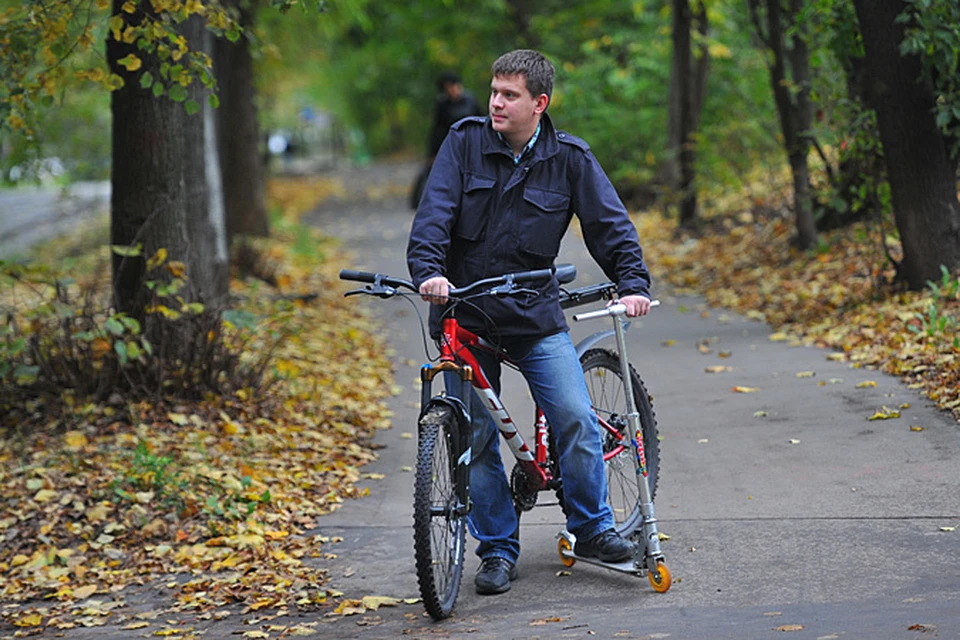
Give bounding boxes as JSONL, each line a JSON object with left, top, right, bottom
{"left": 419, "top": 276, "right": 452, "bottom": 304}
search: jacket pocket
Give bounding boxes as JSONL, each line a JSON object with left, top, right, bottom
{"left": 456, "top": 172, "right": 496, "bottom": 240}
{"left": 519, "top": 186, "right": 571, "bottom": 258}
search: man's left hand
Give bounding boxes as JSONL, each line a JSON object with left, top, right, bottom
{"left": 619, "top": 295, "right": 652, "bottom": 318}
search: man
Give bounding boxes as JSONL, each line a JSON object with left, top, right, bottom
{"left": 407, "top": 49, "right": 652, "bottom": 596}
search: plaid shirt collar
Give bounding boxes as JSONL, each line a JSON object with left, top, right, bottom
{"left": 497, "top": 121, "right": 541, "bottom": 165}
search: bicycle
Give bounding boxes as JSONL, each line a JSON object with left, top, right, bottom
{"left": 340, "top": 264, "right": 671, "bottom": 621}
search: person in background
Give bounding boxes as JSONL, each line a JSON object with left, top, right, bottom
{"left": 410, "top": 71, "right": 485, "bottom": 209}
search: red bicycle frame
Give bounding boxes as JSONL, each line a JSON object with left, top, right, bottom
{"left": 420, "top": 316, "right": 634, "bottom": 497}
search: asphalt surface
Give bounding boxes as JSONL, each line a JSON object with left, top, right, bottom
{"left": 306, "top": 160, "right": 960, "bottom": 639}
{"left": 0, "top": 182, "right": 109, "bottom": 260}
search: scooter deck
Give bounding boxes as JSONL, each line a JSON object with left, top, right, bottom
{"left": 558, "top": 548, "right": 649, "bottom": 576}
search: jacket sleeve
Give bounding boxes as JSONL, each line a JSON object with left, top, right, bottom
{"left": 571, "top": 150, "right": 652, "bottom": 299}
{"left": 407, "top": 132, "right": 463, "bottom": 288}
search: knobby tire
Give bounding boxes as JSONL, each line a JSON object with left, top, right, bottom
{"left": 580, "top": 348, "right": 660, "bottom": 538}
{"left": 413, "top": 406, "right": 466, "bottom": 620}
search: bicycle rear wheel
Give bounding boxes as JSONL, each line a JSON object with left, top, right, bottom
{"left": 580, "top": 348, "right": 660, "bottom": 538}
{"left": 413, "top": 405, "right": 467, "bottom": 620}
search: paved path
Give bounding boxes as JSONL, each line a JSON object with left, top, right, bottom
{"left": 307, "top": 160, "right": 960, "bottom": 639}
{"left": 0, "top": 182, "right": 109, "bottom": 259}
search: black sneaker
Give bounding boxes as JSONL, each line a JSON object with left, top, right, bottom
{"left": 475, "top": 557, "right": 518, "bottom": 595}
{"left": 574, "top": 528, "right": 636, "bottom": 563}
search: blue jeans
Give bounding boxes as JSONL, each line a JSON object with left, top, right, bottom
{"left": 444, "top": 331, "right": 615, "bottom": 565}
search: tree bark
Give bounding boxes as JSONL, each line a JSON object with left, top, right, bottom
{"left": 853, "top": 0, "right": 960, "bottom": 289}
{"left": 748, "top": 0, "right": 816, "bottom": 250}
{"left": 215, "top": 0, "right": 269, "bottom": 243}
{"left": 663, "top": 0, "right": 708, "bottom": 194}
{"left": 109, "top": 4, "right": 228, "bottom": 317}
{"left": 673, "top": 0, "right": 698, "bottom": 227}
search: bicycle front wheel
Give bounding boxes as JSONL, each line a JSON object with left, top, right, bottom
{"left": 413, "top": 405, "right": 467, "bottom": 620}
{"left": 580, "top": 348, "right": 660, "bottom": 538}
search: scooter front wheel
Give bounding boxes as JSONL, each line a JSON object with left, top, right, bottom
{"left": 648, "top": 562, "right": 672, "bottom": 593}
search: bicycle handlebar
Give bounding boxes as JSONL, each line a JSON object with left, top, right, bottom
{"left": 573, "top": 299, "right": 660, "bottom": 322}
{"left": 339, "top": 266, "right": 565, "bottom": 299}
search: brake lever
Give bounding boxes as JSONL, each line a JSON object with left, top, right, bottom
{"left": 345, "top": 285, "right": 398, "bottom": 298}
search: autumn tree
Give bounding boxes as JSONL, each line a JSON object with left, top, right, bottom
{"left": 215, "top": 0, "right": 269, "bottom": 242}
{"left": 668, "top": 0, "right": 707, "bottom": 227}
{"left": 747, "top": 0, "right": 817, "bottom": 250}
{"left": 851, "top": 0, "right": 960, "bottom": 289}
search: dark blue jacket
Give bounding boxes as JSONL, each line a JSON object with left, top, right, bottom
{"left": 407, "top": 113, "right": 651, "bottom": 340}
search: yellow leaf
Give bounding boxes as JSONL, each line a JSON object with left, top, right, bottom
{"left": 705, "top": 365, "right": 732, "bottom": 373}
{"left": 117, "top": 54, "right": 142, "bottom": 71}
{"left": 866, "top": 406, "right": 900, "bottom": 421}
{"left": 856, "top": 380, "right": 878, "bottom": 388}
{"left": 940, "top": 526, "right": 956, "bottom": 532}
{"left": 910, "top": 425, "right": 924, "bottom": 432}
{"left": 768, "top": 332, "right": 789, "bottom": 342}
{"left": 732, "top": 386, "right": 759, "bottom": 393}
{"left": 64, "top": 430, "right": 88, "bottom": 448}
{"left": 14, "top": 613, "right": 42, "bottom": 627}
{"left": 121, "top": 0, "right": 137, "bottom": 12}
{"left": 360, "top": 595, "right": 401, "bottom": 610}
{"left": 661, "top": 339, "right": 676, "bottom": 347}
{"left": 146, "top": 248, "right": 168, "bottom": 270}
{"left": 122, "top": 621, "right": 151, "bottom": 630}
{"left": 167, "top": 412, "right": 188, "bottom": 425}
{"left": 795, "top": 371, "right": 815, "bottom": 378}
{"left": 34, "top": 489, "right": 57, "bottom": 503}
{"left": 167, "top": 261, "right": 187, "bottom": 278}
{"left": 774, "top": 624, "right": 804, "bottom": 632}
{"left": 74, "top": 584, "right": 97, "bottom": 600}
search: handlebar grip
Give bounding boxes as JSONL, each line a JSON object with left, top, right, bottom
{"left": 573, "top": 299, "right": 660, "bottom": 322}
{"left": 339, "top": 269, "right": 376, "bottom": 283}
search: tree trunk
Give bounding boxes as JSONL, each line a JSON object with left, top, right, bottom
{"left": 853, "top": 0, "right": 960, "bottom": 289}
{"left": 109, "top": 5, "right": 227, "bottom": 317}
{"left": 748, "top": 0, "right": 816, "bottom": 249}
{"left": 673, "top": 0, "right": 698, "bottom": 227}
{"left": 215, "top": 0, "right": 269, "bottom": 243}
{"left": 663, "top": 0, "right": 709, "bottom": 194}
{"left": 183, "top": 16, "right": 230, "bottom": 308}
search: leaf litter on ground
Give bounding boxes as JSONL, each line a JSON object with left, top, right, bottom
{"left": 0, "top": 177, "right": 401, "bottom": 633}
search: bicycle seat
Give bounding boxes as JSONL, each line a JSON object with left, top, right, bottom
{"left": 556, "top": 263, "right": 577, "bottom": 285}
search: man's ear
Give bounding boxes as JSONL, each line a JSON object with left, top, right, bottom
{"left": 534, "top": 94, "right": 549, "bottom": 115}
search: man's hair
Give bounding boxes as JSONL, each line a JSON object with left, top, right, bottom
{"left": 491, "top": 49, "right": 554, "bottom": 101}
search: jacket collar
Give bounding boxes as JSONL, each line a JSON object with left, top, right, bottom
{"left": 481, "top": 112, "right": 560, "bottom": 164}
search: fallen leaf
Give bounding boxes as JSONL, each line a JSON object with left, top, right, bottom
{"left": 795, "top": 371, "right": 815, "bottom": 378}
{"left": 910, "top": 425, "right": 924, "bottom": 432}
{"left": 530, "top": 617, "right": 567, "bottom": 625}
{"left": 360, "top": 596, "right": 400, "bottom": 610}
{"left": 940, "top": 526, "right": 955, "bottom": 532}
{"left": 732, "top": 386, "right": 759, "bottom": 393}
{"left": 754, "top": 410, "right": 768, "bottom": 417}
{"left": 774, "top": 624, "right": 804, "bottom": 631}
{"left": 122, "top": 621, "right": 150, "bottom": 630}
{"left": 788, "top": 439, "right": 801, "bottom": 444}
{"left": 662, "top": 339, "right": 676, "bottom": 347}
{"left": 866, "top": 407, "right": 900, "bottom": 421}
{"left": 705, "top": 365, "right": 732, "bottom": 373}
{"left": 856, "top": 380, "right": 878, "bottom": 388}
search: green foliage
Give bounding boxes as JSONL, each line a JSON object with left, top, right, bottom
{"left": 898, "top": 0, "right": 960, "bottom": 158}
{"left": 909, "top": 265, "right": 960, "bottom": 346}
{"left": 114, "top": 441, "right": 187, "bottom": 504}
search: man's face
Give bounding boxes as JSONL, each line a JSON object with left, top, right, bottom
{"left": 489, "top": 74, "right": 545, "bottom": 138}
